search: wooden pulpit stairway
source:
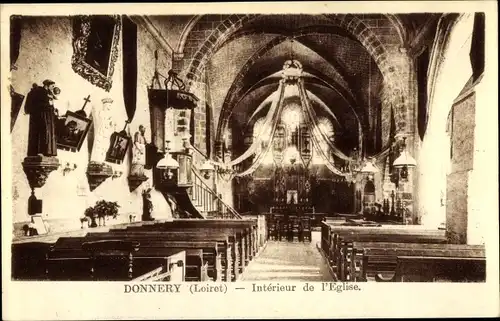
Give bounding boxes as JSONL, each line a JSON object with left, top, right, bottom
{"left": 147, "top": 143, "right": 241, "bottom": 220}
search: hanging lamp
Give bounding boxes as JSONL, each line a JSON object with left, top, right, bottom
{"left": 200, "top": 159, "right": 215, "bottom": 179}
{"left": 392, "top": 137, "right": 416, "bottom": 180}
{"left": 360, "top": 158, "right": 380, "bottom": 174}
{"left": 156, "top": 140, "right": 179, "bottom": 179}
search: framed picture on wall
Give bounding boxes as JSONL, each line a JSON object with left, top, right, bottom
{"left": 106, "top": 131, "right": 130, "bottom": 164}
{"left": 56, "top": 110, "right": 92, "bottom": 152}
{"left": 71, "top": 15, "right": 121, "bottom": 92}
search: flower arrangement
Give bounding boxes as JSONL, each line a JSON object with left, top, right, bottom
{"left": 84, "top": 200, "right": 120, "bottom": 227}
{"left": 22, "top": 223, "right": 37, "bottom": 236}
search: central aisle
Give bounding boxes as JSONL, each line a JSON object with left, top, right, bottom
{"left": 241, "top": 232, "right": 333, "bottom": 281}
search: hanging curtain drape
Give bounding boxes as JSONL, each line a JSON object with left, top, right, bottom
{"left": 122, "top": 15, "right": 138, "bottom": 121}
{"left": 210, "top": 79, "right": 287, "bottom": 170}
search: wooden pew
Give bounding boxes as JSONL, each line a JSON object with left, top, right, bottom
{"left": 86, "top": 231, "right": 237, "bottom": 281}
{"left": 47, "top": 237, "right": 201, "bottom": 281}
{"left": 12, "top": 242, "right": 53, "bottom": 280}
{"left": 117, "top": 221, "right": 255, "bottom": 273}
{"left": 393, "top": 255, "right": 486, "bottom": 282}
{"left": 126, "top": 219, "right": 258, "bottom": 259}
{"left": 341, "top": 243, "right": 485, "bottom": 282}
{"left": 327, "top": 233, "right": 447, "bottom": 273}
{"left": 46, "top": 239, "right": 141, "bottom": 281}
{"left": 320, "top": 222, "right": 485, "bottom": 283}
{"left": 132, "top": 250, "right": 186, "bottom": 282}
{"left": 87, "top": 232, "right": 226, "bottom": 281}
{"left": 324, "top": 226, "right": 447, "bottom": 270}
{"left": 117, "top": 225, "right": 248, "bottom": 269}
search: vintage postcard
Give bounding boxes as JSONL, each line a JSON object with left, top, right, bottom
{"left": 2, "top": 1, "right": 499, "bottom": 320}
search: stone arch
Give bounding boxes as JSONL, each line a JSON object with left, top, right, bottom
{"left": 176, "top": 15, "right": 203, "bottom": 53}
{"left": 184, "top": 14, "right": 408, "bottom": 134}
{"left": 385, "top": 14, "right": 407, "bottom": 45}
{"left": 214, "top": 32, "right": 365, "bottom": 145}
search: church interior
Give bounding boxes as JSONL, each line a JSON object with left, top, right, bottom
{"left": 8, "top": 12, "right": 495, "bottom": 283}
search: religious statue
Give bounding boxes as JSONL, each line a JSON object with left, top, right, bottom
{"left": 131, "top": 125, "right": 147, "bottom": 177}
{"left": 91, "top": 98, "right": 116, "bottom": 162}
{"left": 24, "top": 80, "right": 61, "bottom": 157}
{"left": 142, "top": 188, "right": 154, "bottom": 221}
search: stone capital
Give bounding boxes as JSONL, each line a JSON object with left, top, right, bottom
{"left": 172, "top": 52, "right": 184, "bottom": 60}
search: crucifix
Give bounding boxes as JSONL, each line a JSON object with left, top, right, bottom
{"left": 81, "top": 95, "right": 91, "bottom": 112}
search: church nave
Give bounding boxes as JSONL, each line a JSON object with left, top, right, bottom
{"left": 6, "top": 8, "right": 494, "bottom": 288}
{"left": 241, "top": 232, "right": 332, "bottom": 282}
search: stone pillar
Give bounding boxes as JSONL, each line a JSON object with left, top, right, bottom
{"left": 466, "top": 75, "right": 493, "bottom": 245}
{"left": 446, "top": 76, "right": 490, "bottom": 244}
{"left": 407, "top": 55, "right": 421, "bottom": 225}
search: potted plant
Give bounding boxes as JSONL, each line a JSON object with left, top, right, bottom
{"left": 93, "top": 200, "right": 120, "bottom": 226}
{"left": 84, "top": 200, "right": 120, "bottom": 228}
{"left": 22, "top": 223, "right": 37, "bottom": 236}
{"left": 80, "top": 216, "right": 90, "bottom": 229}
{"left": 84, "top": 206, "right": 98, "bottom": 228}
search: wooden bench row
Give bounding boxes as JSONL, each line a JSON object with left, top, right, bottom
{"left": 321, "top": 223, "right": 448, "bottom": 270}
{"left": 112, "top": 219, "right": 259, "bottom": 281}
{"left": 12, "top": 219, "right": 260, "bottom": 282}
{"left": 321, "top": 222, "right": 486, "bottom": 282}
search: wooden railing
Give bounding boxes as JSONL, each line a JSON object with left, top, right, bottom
{"left": 190, "top": 165, "right": 242, "bottom": 219}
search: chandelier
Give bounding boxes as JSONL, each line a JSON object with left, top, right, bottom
{"left": 210, "top": 58, "right": 358, "bottom": 178}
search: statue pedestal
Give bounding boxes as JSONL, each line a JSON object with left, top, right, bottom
{"left": 128, "top": 174, "right": 149, "bottom": 192}
{"left": 22, "top": 155, "right": 60, "bottom": 189}
{"left": 86, "top": 161, "right": 113, "bottom": 191}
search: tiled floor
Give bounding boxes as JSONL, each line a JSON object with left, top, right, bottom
{"left": 241, "top": 232, "right": 333, "bottom": 281}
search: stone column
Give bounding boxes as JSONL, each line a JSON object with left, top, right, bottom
{"left": 86, "top": 98, "right": 115, "bottom": 191}
{"left": 407, "top": 53, "right": 421, "bottom": 225}
{"left": 466, "top": 75, "right": 492, "bottom": 245}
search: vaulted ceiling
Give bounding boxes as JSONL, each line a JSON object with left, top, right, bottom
{"left": 205, "top": 15, "right": 388, "bottom": 154}
{"left": 148, "top": 13, "right": 442, "bottom": 155}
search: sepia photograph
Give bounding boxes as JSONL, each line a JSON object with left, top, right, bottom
{"left": 2, "top": 2, "right": 499, "bottom": 320}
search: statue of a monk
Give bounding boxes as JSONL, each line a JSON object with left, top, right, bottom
{"left": 25, "top": 80, "right": 60, "bottom": 157}
{"left": 131, "top": 125, "right": 147, "bottom": 176}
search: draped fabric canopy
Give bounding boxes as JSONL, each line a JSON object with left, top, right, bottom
{"left": 212, "top": 59, "right": 359, "bottom": 178}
